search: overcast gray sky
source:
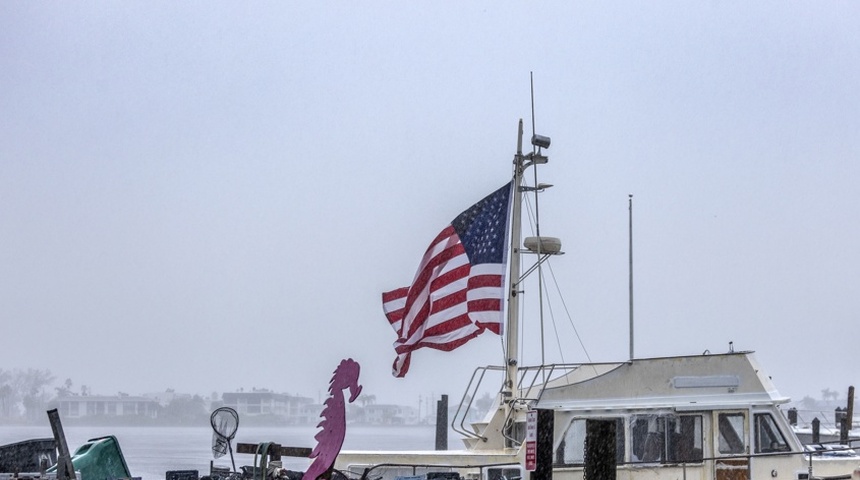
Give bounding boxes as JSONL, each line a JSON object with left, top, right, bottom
{"left": 1, "top": 2, "right": 858, "bottom": 407}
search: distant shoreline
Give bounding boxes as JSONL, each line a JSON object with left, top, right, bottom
{"left": 0, "top": 417, "right": 440, "bottom": 428}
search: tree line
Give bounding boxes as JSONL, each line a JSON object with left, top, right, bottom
{"left": 0, "top": 368, "right": 56, "bottom": 422}
{"left": 0, "top": 368, "right": 210, "bottom": 426}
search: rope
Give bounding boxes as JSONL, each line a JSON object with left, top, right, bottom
{"left": 254, "top": 442, "right": 272, "bottom": 480}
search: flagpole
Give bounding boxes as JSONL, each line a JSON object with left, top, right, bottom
{"left": 505, "top": 119, "right": 524, "bottom": 401}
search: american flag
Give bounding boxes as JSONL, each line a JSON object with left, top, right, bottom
{"left": 382, "top": 182, "right": 513, "bottom": 377}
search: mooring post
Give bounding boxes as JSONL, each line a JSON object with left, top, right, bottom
{"left": 530, "top": 409, "right": 554, "bottom": 480}
{"left": 847, "top": 386, "right": 855, "bottom": 430}
{"left": 435, "top": 394, "right": 448, "bottom": 451}
{"left": 47, "top": 409, "right": 76, "bottom": 480}
{"left": 812, "top": 417, "right": 820, "bottom": 444}
{"left": 788, "top": 408, "right": 797, "bottom": 426}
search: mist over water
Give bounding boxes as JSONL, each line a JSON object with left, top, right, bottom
{"left": 0, "top": 425, "right": 446, "bottom": 480}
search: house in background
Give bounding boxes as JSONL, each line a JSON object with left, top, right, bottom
{"left": 363, "top": 404, "right": 418, "bottom": 425}
{"left": 221, "top": 390, "right": 314, "bottom": 424}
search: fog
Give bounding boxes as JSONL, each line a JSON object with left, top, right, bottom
{"left": 1, "top": 3, "right": 858, "bottom": 409}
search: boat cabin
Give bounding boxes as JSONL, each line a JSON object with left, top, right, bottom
{"left": 337, "top": 352, "right": 860, "bottom": 480}
{"left": 533, "top": 352, "right": 824, "bottom": 480}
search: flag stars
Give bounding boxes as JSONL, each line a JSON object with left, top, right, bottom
{"left": 451, "top": 183, "right": 511, "bottom": 265}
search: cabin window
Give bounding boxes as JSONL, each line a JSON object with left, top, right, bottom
{"left": 556, "top": 418, "right": 586, "bottom": 465}
{"left": 754, "top": 413, "right": 790, "bottom": 453}
{"left": 555, "top": 418, "right": 624, "bottom": 466}
{"left": 668, "top": 415, "right": 703, "bottom": 462}
{"left": 718, "top": 413, "right": 746, "bottom": 454}
{"left": 486, "top": 467, "right": 522, "bottom": 480}
{"left": 631, "top": 414, "right": 703, "bottom": 464}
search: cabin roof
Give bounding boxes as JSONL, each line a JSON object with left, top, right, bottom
{"left": 535, "top": 351, "right": 789, "bottom": 411}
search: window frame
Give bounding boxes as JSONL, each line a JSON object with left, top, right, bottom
{"left": 753, "top": 412, "right": 791, "bottom": 454}
{"left": 554, "top": 417, "right": 625, "bottom": 467}
{"left": 631, "top": 413, "right": 704, "bottom": 465}
{"left": 716, "top": 411, "right": 748, "bottom": 455}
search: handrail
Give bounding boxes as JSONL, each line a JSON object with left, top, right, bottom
{"left": 451, "top": 365, "right": 505, "bottom": 442}
{"left": 451, "top": 363, "right": 586, "bottom": 446}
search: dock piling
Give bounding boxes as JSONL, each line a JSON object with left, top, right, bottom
{"left": 47, "top": 409, "right": 76, "bottom": 480}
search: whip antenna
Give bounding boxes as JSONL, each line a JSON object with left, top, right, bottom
{"left": 529, "top": 72, "right": 548, "bottom": 370}
{"left": 530, "top": 72, "right": 537, "bottom": 143}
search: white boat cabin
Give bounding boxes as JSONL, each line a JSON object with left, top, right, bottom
{"left": 336, "top": 352, "right": 860, "bottom": 480}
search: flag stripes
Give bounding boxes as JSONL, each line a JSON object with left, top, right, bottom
{"left": 382, "top": 182, "right": 512, "bottom": 377}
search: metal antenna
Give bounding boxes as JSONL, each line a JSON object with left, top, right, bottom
{"left": 629, "top": 194, "right": 634, "bottom": 361}
{"left": 529, "top": 72, "right": 547, "bottom": 370}
{"left": 530, "top": 72, "right": 537, "bottom": 143}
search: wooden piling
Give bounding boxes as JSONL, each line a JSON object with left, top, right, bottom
{"left": 530, "top": 409, "right": 554, "bottom": 480}
{"left": 788, "top": 408, "right": 797, "bottom": 426}
{"left": 435, "top": 394, "right": 448, "bottom": 451}
{"left": 47, "top": 409, "right": 76, "bottom": 480}
{"left": 812, "top": 417, "right": 820, "bottom": 444}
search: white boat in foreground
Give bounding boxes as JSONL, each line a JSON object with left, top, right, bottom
{"left": 334, "top": 122, "right": 860, "bottom": 480}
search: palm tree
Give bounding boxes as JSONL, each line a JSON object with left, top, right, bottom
{"left": 0, "top": 384, "right": 14, "bottom": 418}
{"left": 822, "top": 388, "right": 839, "bottom": 401}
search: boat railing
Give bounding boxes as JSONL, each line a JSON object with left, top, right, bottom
{"left": 452, "top": 363, "right": 586, "bottom": 444}
{"left": 348, "top": 448, "right": 858, "bottom": 480}
{"left": 551, "top": 446, "right": 859, "bottom": 478}
{"left": 722, "top": 446, "right": 859, "bottom": 480}
{"left": 452, "top": 365, "right": 506, "bottom": 442}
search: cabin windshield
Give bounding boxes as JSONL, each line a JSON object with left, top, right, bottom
{"left": 754, "top": 413, "right": 790, "bottom": 453}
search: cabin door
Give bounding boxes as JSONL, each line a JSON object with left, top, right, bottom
{"left": 713, "top": 411, "right": 749, "bottom": 480}
{"left": 583, "top": 419, "right": 616, "bottom": 480}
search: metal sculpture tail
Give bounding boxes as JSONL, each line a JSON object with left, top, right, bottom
{"left": 302, "top": 358, "right": 362, "bottom": 480}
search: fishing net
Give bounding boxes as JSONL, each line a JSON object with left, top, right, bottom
{"left": 211, "top": 407, "right": 239, "bottom": 470}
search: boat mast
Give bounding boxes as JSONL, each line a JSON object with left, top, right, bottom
{"left": 505, "top": 119, "right": 553, "bottom": 398}
{"left": 504, "top": 120, "right": 525, "bottom": 399}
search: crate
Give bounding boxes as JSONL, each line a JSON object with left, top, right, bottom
{"left": 166, "top": 470, "right": 199, "bottom": 480}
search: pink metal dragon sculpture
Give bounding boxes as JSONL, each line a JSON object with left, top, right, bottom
{"left": 303, "top": 358, "right": 362, "bottom": 480}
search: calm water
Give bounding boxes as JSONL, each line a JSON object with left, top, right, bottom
{"left": 0, "top": 425, "right": 448, "bottom": 480}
